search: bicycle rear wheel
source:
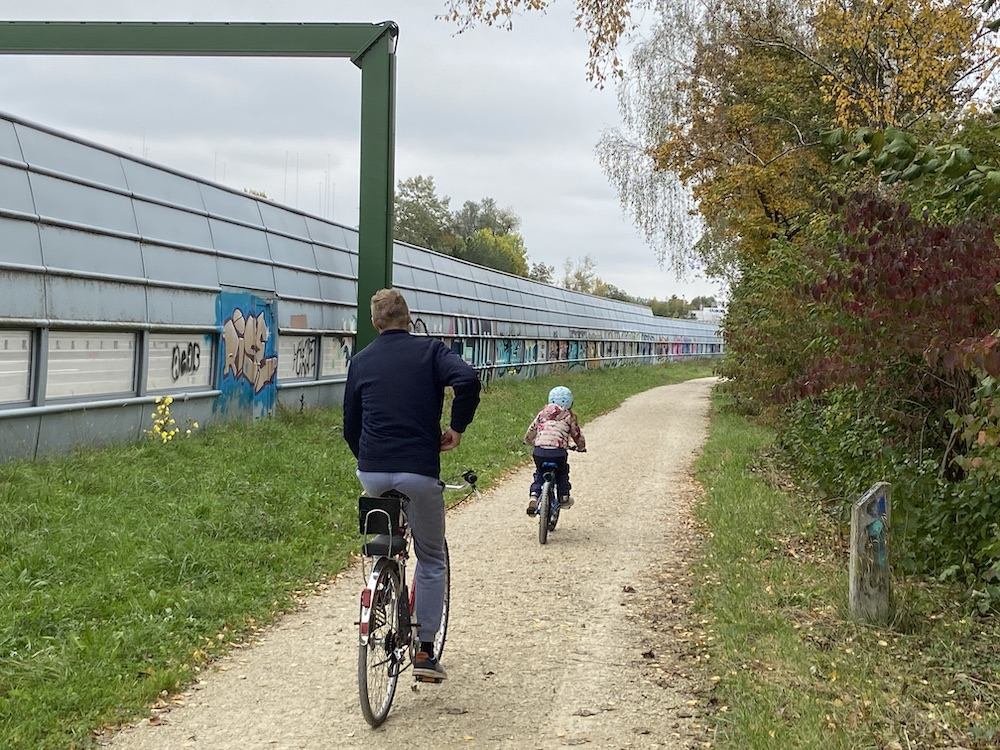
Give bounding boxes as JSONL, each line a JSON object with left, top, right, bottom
{"left": 358, "top": 564, "right": 401, "bottom": 727}
{"left": 538, "top": 480, "right": 551, "bottom": 545}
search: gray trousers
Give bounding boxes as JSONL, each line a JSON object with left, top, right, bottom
{"left": 357, "top": 471, "right": 447, "bottom": 644}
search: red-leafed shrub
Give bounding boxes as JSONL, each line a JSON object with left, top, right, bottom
{"left": 806, "top": 192, "right": 1000, "bottom": 399}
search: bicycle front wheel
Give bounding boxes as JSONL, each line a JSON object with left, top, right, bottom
{"left": 538, "top": 480, "right": 551, "bottom": 545}
{"left": 358, "top": 564, "right": 401, "bottom": 728}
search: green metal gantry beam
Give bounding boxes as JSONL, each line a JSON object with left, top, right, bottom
{"left": 0, "top": 21, "right": 397, "bottom": 349}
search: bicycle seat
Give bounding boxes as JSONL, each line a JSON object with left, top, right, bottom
{"left": 361, "top": 534, "right": 406, "bottom": 557}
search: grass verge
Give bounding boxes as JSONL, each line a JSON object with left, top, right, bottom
{"left": 0, "top": 359, "right": 711, "bottom": 749}
{"left": 694, "top": 392, "right": 1000, "bottom": 749}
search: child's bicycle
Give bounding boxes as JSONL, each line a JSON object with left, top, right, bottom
{"left": 533, "top": 446, "right": 584, "bottom": 545}
{"left": 356, "top": 470, "right": 479, "bottom": 728}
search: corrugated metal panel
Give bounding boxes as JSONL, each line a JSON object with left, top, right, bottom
{"left": 317, "top": 275, "right": 355, "bottom": 305}
{"left": 0, "top": 216, "right": 42, "bottom": 266}
{"left": 305, "top": 216, "right": 350, "bottom": 250}
{"left": 200, "top": 184, "right": 263, "bottom": 226}
{"left": 122, "top": 159, "right": 206, "bottom": 212}
{"left": 258, "top": 202, "right": 310, "bottom": 239}
{"left": 210, "top": 218, "right": 271, "bottom": 260}
{"left": 0, "top": 164, "right": 35, "bottom": 214}
{"left": 35, "top": 405, "right": 144, "bottom": 456}
{"left": 274, "top": 266, "right": 323, "bottom": 299}
{"left": 30, "top": 173, "right": 137, "bottom": 234}
{"left": 16, "top": 124, "right": 128, "bottom": 189}
{"left": 216, "top": 256, "right": 275, "bottom": 292}
{"left": 0, "top": 270, "right": 45, "bottom": 318}
{"left": 0, "top": 120, "right": 23, "bottom": 161}
{"left": 146, "top": 287, "right": 217, "bottom": 326}
{"left": 39, "top": 225, "right": 144, "bottom": 278}
{"left": 45, "top": 276, "right": 146, "bottom": 323}
{"left": 141, "top": 243, "right": 219, "bottom": 288}
{"left": 0, "top": 416, "right": 40, "bottom": 460}
{"left": 313, "top": 244, "right": 353, "bottom": 278}
{"left": 134, "top": 199, "right": 213, "bottom": 248}
{"left": 267, "top": 233, "right": 316, "bottom": 270}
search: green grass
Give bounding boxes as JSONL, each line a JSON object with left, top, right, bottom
{"left": 695, "top": 392, "right": 1000, "bottom": 749}
{"left": 0, "top": 360, "right": 711, "bottom": 749}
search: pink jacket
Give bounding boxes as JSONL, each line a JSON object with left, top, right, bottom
{"left": 524, "top": 404, "right": 586, "bottom": 450}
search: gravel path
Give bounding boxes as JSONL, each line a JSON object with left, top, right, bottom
{"left": 109, "top": 377, "right": 715, "bottom": 750}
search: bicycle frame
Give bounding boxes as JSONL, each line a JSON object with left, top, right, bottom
{"left": 358, "top": 516, "right": 412, "bottom": 653}
{"left": 357, "top": 473, "right": 477, "bottom": 651}
{"left": 542, "top": 465, "right": 561, "bottom": 526}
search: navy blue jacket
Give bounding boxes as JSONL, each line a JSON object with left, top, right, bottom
{"left": 343, "top": 330, "right": 482, "bottom": 478}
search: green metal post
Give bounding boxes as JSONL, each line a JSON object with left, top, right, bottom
{"left": 355, "top": 31, "right": 397, "bottom": 350}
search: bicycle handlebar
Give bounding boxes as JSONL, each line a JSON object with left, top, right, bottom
{"left": 443, "top": 469, "right": 479, "bottom": 491}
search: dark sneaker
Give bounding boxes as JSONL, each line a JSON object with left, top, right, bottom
{"left": 526, "top": 495, "right": 540, "bottom": 516}
{"left": 559, "top": 495, "right": 574, "bottom": 508}
{"left": 413, "top": 651, "right": 447, "bottom": 682}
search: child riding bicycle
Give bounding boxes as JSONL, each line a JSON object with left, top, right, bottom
{"left": 524, "top": 385, "right": 587, "bottom": 516}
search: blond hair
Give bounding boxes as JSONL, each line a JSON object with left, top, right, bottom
{"left": 370, "top": 288, "right": 411, "bottom": 332}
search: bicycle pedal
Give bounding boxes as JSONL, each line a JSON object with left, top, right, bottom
{"left": 415, "top": 675, "right": 444, "bottom": 684}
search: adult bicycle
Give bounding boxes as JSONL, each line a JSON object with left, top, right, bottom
{"left": 533, "top": 446, "right": 584, "bottom": 545}
{"left": 356, "top": 470, "right": 479, "bottom": 728}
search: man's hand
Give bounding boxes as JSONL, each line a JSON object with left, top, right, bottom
{"left": 440, "top": 428, "right": 462, "bottom": 452}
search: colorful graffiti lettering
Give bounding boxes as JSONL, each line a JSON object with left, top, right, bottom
{"left": 216, "top": 291, "right": 278, "bottom": 418}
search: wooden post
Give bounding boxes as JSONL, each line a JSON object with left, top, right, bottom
{"left": 849, "top": 482, "right": 893, "bottom": 625}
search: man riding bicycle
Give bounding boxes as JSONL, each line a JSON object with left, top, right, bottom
{"left": 343, "top": 289, "right": 481, "bottom": 682}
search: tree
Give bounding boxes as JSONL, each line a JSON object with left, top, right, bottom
{"left": 649, "top": 296, "right": 692, "bottom": 319}
{"left": 599, "top": 1, "right": 834, "bottom": 275}
{"left": 455, "top": 228, "right": 530, "bottom": 276}
{"left": 562, "top": 255, "right": 599, "bottom": 293}
{"left": 690, "top": 295, "right": 717, "bottom": 310}
{"left": 807, "top": 0, "right": 994, "bottom": 129}
{"left": 452, "top": 198, "right": 520, "bottom": 237}
{"left": 592, "top": 279, "right": 633, "bottom": 301}
{"left": 528, "top": 261, "right": 555, "bottom": 284}
{"left": 393, "top": 176, "right": 544, "bottom": 279}
{"left": 441, "top": 0, "right": 636, "bottom": 84}
{"left": 393, "top": 175, "right": 457, "bottom": 251}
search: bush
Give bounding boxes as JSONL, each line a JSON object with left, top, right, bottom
{"left": 781, "top": 382, "right": 1000, "bottom": 611}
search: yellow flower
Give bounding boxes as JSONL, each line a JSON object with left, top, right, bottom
{"left": 192, "top": 422, "right": 200, "bottom": 429}
{"left": 155, "top": 397, "right": 163, "bottom": 404}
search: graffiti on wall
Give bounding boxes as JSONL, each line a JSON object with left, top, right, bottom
{"left": 326, "top": 335, "right": 352, "bottom": 377}
{"left": 216, "top": 291, "right": 278, "bottom": 418}
{"left": 291, "top": 337, "right": 317, "bottom": 378}
{"left": 171, "top": 342, "right": 202, "bottom": 381}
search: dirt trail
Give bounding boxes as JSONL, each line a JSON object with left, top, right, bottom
{"left": 109, "top": 377, "right": 716, "bottom": 750}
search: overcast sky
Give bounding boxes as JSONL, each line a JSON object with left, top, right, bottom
{"left": 0, "top": 1, "right": 721, "bottom": 302}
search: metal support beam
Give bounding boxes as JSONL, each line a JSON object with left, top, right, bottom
{"left": 356, "top": 31, "right": 396, "bottom": 349}
{"left": 0, "top": 21, "right": 389, "bottom": 59}
{"left": 0, "top": 20, "right": 398, "bottom": 351}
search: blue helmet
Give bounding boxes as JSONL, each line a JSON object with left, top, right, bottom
{"left": 548, "top": 385, "right": 573, "bottom": 410}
